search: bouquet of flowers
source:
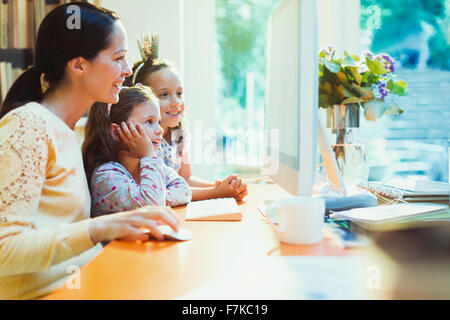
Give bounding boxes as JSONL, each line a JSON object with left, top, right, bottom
{"left": 318, "top": 46, "right": 408, "bottom": 121}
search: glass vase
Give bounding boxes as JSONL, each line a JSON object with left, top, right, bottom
{"left": 326, "top": 104, "right": 369, "bottom": 192}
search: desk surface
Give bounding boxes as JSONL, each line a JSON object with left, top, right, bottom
{"left": 44, "top": 183, "right": 365, "bottom": 300}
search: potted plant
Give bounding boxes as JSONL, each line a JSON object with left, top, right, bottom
{"left": 318, "top": 46, "right": 408, "bottom": 189}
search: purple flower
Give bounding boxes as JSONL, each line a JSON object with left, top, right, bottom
{"left": 362, "top": 50, "right": 375, "bottom": 60}
{"left": 376, "top": 53, "right": 395, "bottom": 73}
{"left": 377, "top": 80, "right": 389, "bottom": 100}
{"left": 320, "top": 45, "right": 336, "bottom": 59}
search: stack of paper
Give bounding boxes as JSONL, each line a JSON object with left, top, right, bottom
{"left": 330, "top": 203, "right": 450, "bottom": 231}
{"left": 358, "top": 181, "right": 450, "bottom": 204}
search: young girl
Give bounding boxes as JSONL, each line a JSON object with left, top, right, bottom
{"left": 82, "top": 85, "right": 192, "bottom": 217}
{"left": 125, "top": 34, "right": 248, "bottom": 202}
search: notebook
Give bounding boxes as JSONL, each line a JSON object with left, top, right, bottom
{"left": 185, "top": 198, "right": 242, "bottom": 221}
{"left": 330, "top": 203, "right": 450, "bottom": 231}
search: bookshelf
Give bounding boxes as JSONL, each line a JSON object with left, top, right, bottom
{"left": 0, "top": 0, "right": 93, "bottom": 104}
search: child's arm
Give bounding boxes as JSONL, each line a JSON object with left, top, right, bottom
{"left": 177, "top": 157, "right": 247, "bottom": 201}
{"left": 91, "top": 158, "right": 167, "bottom": 216}
{"left": 163, "top": 165, "right": 192, "bottom": 207}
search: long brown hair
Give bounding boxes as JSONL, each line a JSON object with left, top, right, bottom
{"left": 82, "top": 85, "right": 157, "bottom": 186}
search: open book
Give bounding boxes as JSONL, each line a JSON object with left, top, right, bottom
{"left": 185, "top": 198, "right": 242, "bottom": 221}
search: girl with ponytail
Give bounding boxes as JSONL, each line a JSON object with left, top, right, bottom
{"left": 0, "top": 3, "right": 179, "bottom": 300}
{"left": 82, "top": 86, "right": 191, "bottom": 217}
{"left": 126, "top": 34, "right": 248, "bottom": 202}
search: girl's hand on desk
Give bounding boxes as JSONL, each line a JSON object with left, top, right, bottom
{"left": 232, "top": 178, "right": 248, "bottom": 201}
{"left": 213, "top": 174, "right": 248, "bottom": 201}
{"left": 88, "top": 206, "right": 180, "bottom": 243}
{"left": 235, "top": 182, "right": 248, "bottom": 201}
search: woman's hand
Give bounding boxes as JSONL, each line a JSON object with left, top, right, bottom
{"left": 114, "top": 121, "right": 156, "bottom": 158}
{"left": 214, "top": 174, "right": 248, "bottom": 201}
{"left": 88, "top": 206, "right": 180, "bottom": 243}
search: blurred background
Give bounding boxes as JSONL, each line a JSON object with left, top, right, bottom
{"left": 2, "top": 0, "right": 449, "bottom": 184}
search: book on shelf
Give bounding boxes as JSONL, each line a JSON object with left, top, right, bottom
{"left": 0, "top": 61, "right": 25, "bottom": 104}
{"left": 0, "top": 0, "right": 35, "bottom": 49}
{"left": 1, "top": 0, "right": 95, "bottom": 103}
{"left": 0, "top": 0, "right": 74, "bottom": 51}
{"left": 0, "top": 0, "right": 8, "bottom": 49}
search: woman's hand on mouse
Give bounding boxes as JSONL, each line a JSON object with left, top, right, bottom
{"left": 88, "top": 206, "right": 180, "bottom": 243}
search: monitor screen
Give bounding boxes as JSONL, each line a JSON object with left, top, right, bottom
{"left": 265, "top": 0, "right": 319, "bottom": 195}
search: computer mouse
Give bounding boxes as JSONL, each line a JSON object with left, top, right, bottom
{"left": 147, "top": 225, "right": 194, "bottom": 241}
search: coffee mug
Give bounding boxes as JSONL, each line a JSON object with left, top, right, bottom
{"left": 266, "top": 196, "right": 325, "bottom": 245}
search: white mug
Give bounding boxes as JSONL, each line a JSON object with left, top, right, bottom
{"left": 266, "top": 196, "right": 325, "bottom": 245}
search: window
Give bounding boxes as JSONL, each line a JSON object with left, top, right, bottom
{"left": 214, "top": 0, "right": 281, "bottom": 177}
{"left": 360, "top": 0, "right": 450, "bottom": 183}
{"left": 214, "top": 0, "right": 449, "bottom": 185}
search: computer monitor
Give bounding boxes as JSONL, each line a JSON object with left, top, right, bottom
{"left": 265, "top": 0, "right": 319, "bottom": 196}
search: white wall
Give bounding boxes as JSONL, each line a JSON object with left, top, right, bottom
{"left": 100, "top": 0, "right": 184, "bottom": 74}
{"left": 317, "top": 0, "right": 361, "bottom": 55}
{"left": 183, "top": 0, "right": 217, "bottom": 180}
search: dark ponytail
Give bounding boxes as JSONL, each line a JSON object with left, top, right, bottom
{"left": 0, "top": 66, "right": 43, "bottom": 118}
{"left": 0, "top": 2, "right": 119, "bottom": 119}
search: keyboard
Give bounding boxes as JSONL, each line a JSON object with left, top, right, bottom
{"left": 358, "top": 181, "right": 406, "bottom": 198}
{"left": 358, "top": 181, "right": 450, "bottom": 202}
{"left": 185, "top": 198, "right": 242, "bottom": 221}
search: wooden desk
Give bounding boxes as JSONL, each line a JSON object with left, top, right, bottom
{"left": 43, "top": 183, "right": 364, "bottom": 300}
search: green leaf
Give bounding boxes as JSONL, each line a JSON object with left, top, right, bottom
{"left": 390, "top": 80, "right": 408, "bottom": 96}
{"left": 336, "top": 72, "right": 348, "bottom": 84}
{"left": 351, "top": 54, "right": 360, "bottom": 62}
{"left": 342, "top": 86, "right": 355, "bottom": 98}
{"left": 386, "top": 79, "right": 394, "bottom": 90}
{"left": 365, "top": 56, "right": 387, "bottom": 75}
{"left": 342, "top": 51, "right": 356, "bottom": 65}
{"left": 352, "top": 83, "right": 374, "bottom": 98}
{"left": 362, "top": 71, "right": 371, "bottom": 83}
{"left": 348, "top": 66, "right": 362, "bottom": 85}
{"left": 319, "top": 94, "right": 330, "bottom": 107}
{"left": 323, "top": 59, "right": 341, "bottom": 73}
{"left": 395, "top": 80, "right": 407, "bottom": 89}
{"left": 364, "top": 99, "right": 387, "bottom": 122}
{"left": 320, "top": 81, "right": 332, "bottom": 94}
{"left": 342, "top": 96, "right": 364, "bottom": 104}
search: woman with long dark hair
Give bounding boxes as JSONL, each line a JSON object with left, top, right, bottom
{"left": 0, "top": 3, "right": 179, "bottom": 299}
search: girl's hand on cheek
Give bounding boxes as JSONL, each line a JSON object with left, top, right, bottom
{"left": 115, "top": 121, "right": 156, "bottom": 159}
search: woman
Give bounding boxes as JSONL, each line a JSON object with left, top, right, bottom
{"left": 0, "top": 3, "right": 179, "bottom": 300}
